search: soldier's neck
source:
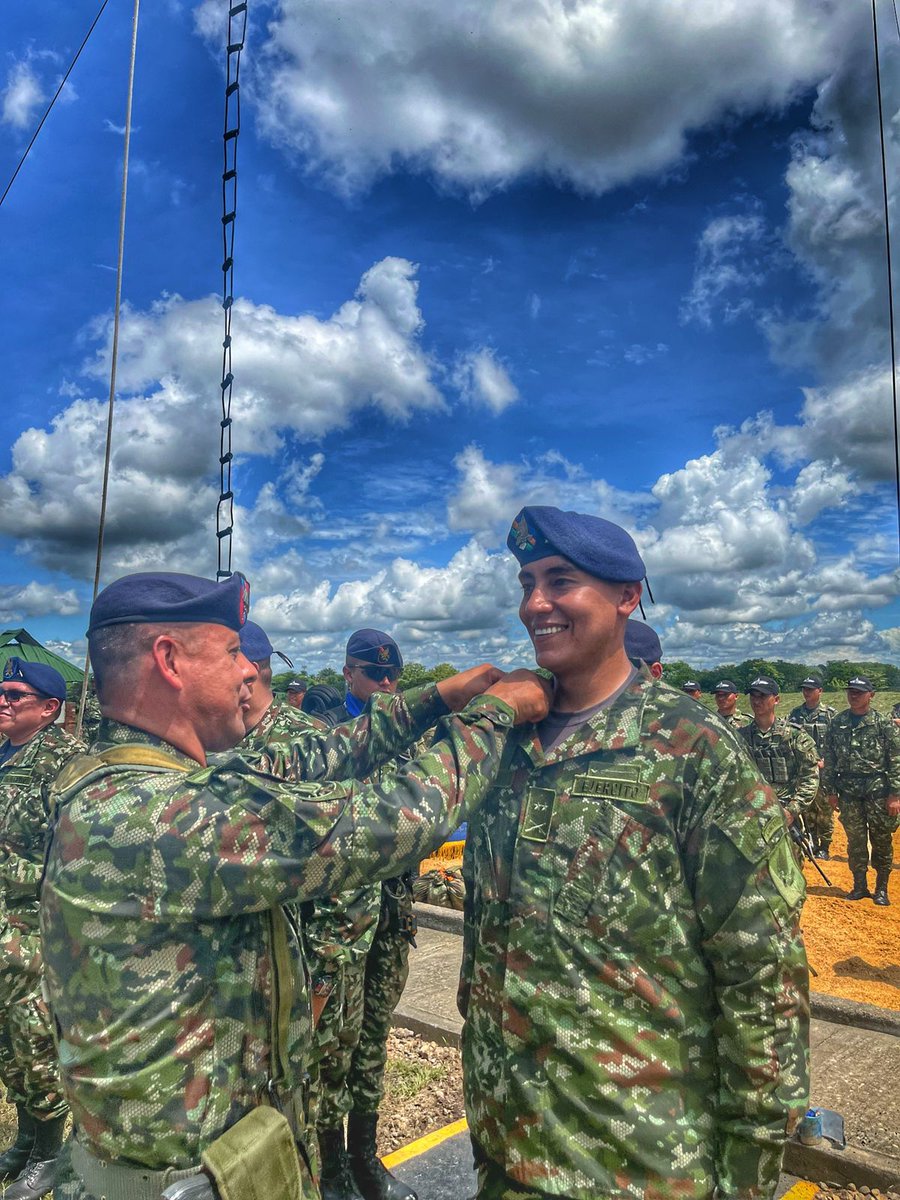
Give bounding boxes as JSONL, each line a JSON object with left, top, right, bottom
{"left": 553, "top": 650, "right": 634, "bottom": 712}
{"left": 753, "top": 713, "right": 777, "bottom": 732}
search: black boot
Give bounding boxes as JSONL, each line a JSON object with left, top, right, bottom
{"left": 348, "top": 1112, "right": 417, "bottom": 1200}
{"left": 4, "top": 1114, "right": 66, "bottom": 1200}
{"left": 873, "top": 871, "right": 891, "bottom": 907}
{"left": 846, "top": 871, "right": 870, "bottom": 900}
{"left": 816, "top": 842, "right": 831, "bottom": 861}
{"left": 0, "top": 1106, "right": 36, "bottom": 1182}
{"left": 319, "top": 1126, "right": 365, "bottom": 1200}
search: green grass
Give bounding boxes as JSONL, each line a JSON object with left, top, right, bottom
{"left": 382, "top": 1058, "right": 447, "bottom": 1106}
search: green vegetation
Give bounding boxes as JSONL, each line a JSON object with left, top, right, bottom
{"left": 662, "top": 659, "right": 900, "bottom": 693}
{"left": 382, "top": 1057, "right": 447, "bottom": 1105}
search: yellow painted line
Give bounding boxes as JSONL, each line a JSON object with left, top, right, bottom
{"left": 780, "top": 1181, "right": 819, "bottom": 1200}
{"left": 381, "top": 1116, "right": 469, "bottom": 1169}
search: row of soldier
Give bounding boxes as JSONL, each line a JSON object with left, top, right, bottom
{"left": 0, "top": 504, "right": 897, "bottom": 1200}
{"left": 678, "top": 674, "right": 900, "bottom": 905}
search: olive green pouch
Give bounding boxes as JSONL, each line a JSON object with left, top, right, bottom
{"left": 201, "top": 1106, "right": 303, "bottom": 1200}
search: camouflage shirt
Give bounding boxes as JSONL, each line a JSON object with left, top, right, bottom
{"left": 717, "top": 709, "right": 748, "bottom": 730}
{"left": 460, "top": 672, "right": 808, "bottom": 1200}
{"left": 0, "top": 723, "right": 85, "bottom": 927}
{"left": 823, "top": 709, "right": 900, "bottom": 797}
{"left": 41, "top": 685, "right": 515, "bottom": 1172}
{"left": 787, "top": 704, "right": 834, "bottom": 758}
{"left": 738, "top": 719, "right": 820, "bottom": 818}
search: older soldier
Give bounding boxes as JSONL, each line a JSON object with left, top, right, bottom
{"left": 460, "top": 506, "right": 808, "bottom": 1200}
{"left": 713, "top": 678, "right": 747, "bottom": 729}
{"left": 740, "top": 676, "right": 819, "bottom": 859}
{"left": 40, "top": 572, "right": 549, "bottom": 1200}
{"left": 789, "top": 675, "right": 836, "bottom": 859}
{"left": 824, "top": 676, "right": 900, "bottom": 906}
{"left": 314, "top": 630, "right": 418, "bottom": 1200}
{"left": 0, "top": 660, "right": 83, "bottom": 1200}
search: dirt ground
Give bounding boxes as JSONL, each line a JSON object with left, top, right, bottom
{"left": 801, "top": 824, "right": 900, "bottom": 1011}
{"left": 379, "top": 1029, "right": 464, "bottom": 1155}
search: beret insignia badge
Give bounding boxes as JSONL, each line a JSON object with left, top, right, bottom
{"left": 511, "top": 516, "right": 536, "bottom": 552}
{"left": 377, "top": 645, "right": 391, "bottom": 663}
{"left": 238, "top": 578, "right": 251, "bottom": 626}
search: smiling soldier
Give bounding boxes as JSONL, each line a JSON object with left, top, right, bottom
{"left": 459, "top": 505, "right": 810, "bottom": 1200}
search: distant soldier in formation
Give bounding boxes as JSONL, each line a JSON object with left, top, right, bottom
{"left": 286, "top": 677, "right": 308, "bottom": 709}
{"left": 788, "top": 674, "right": 836, "bottom": 858}
{"left": 40, "top": 571, "right": 547, "bottom": 1200}
{"left": 315, "top": 630, "right": 419, "bottom": 1200}
{"left": 824, "top": 676, "right": 900, "bottom": 906}
{"left": 739, "top": 676, "right": 819, "bottom": 862}
{"left": 624, "top": 619, "right": 662, "bottom": 678}
{"left": 892, "top": 700, "right": 900, "bottom": 728}
{"left": 0, "top": 659, "right": 83, "bottom": 1200}
{"left": 712, "top": 678, "right": 747, "bottom": 729}
{"left": 461, "top": 506, "right": 808, "bottom": 1200}
{"left": 681, "top": 679, "right": 702, "bottom": 699}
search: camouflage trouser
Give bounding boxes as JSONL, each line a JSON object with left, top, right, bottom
{"left": 315, "top": 897, "right": 411, "bottom": 1126}
{"left": 838, "top": 792, "right": 900, "bottom": 874}
{"left": 475, "top": 1159, "right": 548, "bottom": 1200}
{"left": 0, "top": 916, "right": 67, "bottom": 1119}
{"left": 807, "top": 784, "right": 834, "bottom": 847}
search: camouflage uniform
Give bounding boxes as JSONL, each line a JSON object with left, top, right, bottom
{"left": 788, "top": 702, "right": 835, "bottom": 851}
{"left": 823, "top": 709, "right": 900, "bottom": 875}
{"left": 460, "top": 672, "right": 809, "bottom": 1200}
{"left": 0, "top": 723, "right": 83, "bottom": 1121}
{"left": 738, "top": 718, "right": 820, "bottom": 822}
{"left": 41, "top": 685, "right": 516, "bottom": 1200}
{"left": 718, "top": 709, "right": 748, "bottom": 730}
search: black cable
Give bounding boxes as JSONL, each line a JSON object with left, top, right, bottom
{"left": 892, "top": 0, "right": 900, "bottom": 42}
{"left": 871, "top": 0, "right": 900, "bottom": 558}
{"left": 0, "top": 0, "right": 111, "bottom": 212}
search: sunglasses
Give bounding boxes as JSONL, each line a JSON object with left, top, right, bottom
{"left": 0, "top": 688, "right": 41, "bottom": 704}
{"left": 349, "top": 663, "right": 401, "bottom": 683}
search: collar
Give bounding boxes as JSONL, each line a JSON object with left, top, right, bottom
{"left": 93, "top": 718, "right": 199, "bottom": 770}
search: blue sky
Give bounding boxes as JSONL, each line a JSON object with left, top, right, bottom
{"left": 1, "top": 0, "right": 898, "bottom": 673}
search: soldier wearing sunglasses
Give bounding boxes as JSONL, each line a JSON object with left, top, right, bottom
{"left": 313, "top": 630, "right": 419, "bottom": 1200}
{"left": 0, "top": 658, "right": 84, "bottom": 1200}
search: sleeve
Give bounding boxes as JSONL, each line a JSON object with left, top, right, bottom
{"left": 684, "top": 742, "right": 809, "bottom": 1200}
{"left": 153, "top": 696, "right": 517, "bottom": 919}
{"left": 304, "top": 887, "right": 382, "bottom": 966}
{"left": 258, "top": 684, "right": 449, "bottom": 784}
{"left": 822, "top": 721, "right": 838, "bottom": 794}
{"left": 457, "top": 817, "right": 480, "bottom": 1019}
{"left": 785, "top": 729, "right": 820, "bottom": 818}
{"left": 886, "top": 717, "right": 900, "bottom": 795}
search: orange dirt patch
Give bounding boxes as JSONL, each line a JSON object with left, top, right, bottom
{"left": 801, "top": 823, "right": 900, "bottom": 1011}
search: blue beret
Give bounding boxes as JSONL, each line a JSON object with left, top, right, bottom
{"left": 507, "top": 506, "right": 645, "bottom": 581}
{"left": 624, "top": 620, "right": 662, "bottom": 664}
{"left": 345, "top": 629, "right": 403, "bottom": 670}
{"left": 2, "top": 656, "right": 67, "bottom": 701}
{"left": 239, "top": 621, "right": 274, "bottom": 663}
{"left": 89, "top": 571, "right": 250, "bottom": 635}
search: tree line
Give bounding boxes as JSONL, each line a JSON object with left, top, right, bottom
{"left": 274, "top": 657, "right": 899, "bottom": 696}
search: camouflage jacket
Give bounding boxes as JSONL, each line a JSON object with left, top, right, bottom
{"left": 787, "top": 703, "right": 834, "bottom": 758}
{"left": 460, "top": 672, "right": 808, "bottom": 1200}
{"left": 242, "top": 699, "right": 383, "bottom": 971}
{"left": 718, "top": 709, "right": 748, "bottom": 730}
{"left": 738, "top": 719, "right": 819, "bottom": 818}
{"left": 41, "top": 685, "right": 515, "bottom": 1172}
{"left": 0, "top": 723, "right": 84, "bottom": 925}
{"left": 823, "top": 709, "right": 900, "bottom": 797}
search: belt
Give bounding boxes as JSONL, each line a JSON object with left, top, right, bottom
{"left": 71, "top": 1137, "right": 203, "bottom": 1200}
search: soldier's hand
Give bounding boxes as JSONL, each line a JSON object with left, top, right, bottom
{"left": 827, "top": 793, "right": 839, "bottom": 810}
{"left": 886, "top": 795, "right": 900, "bottom": 818}
{"left": 485, "top": 669, "right": 553, "bottom": 725}
{"left": 436, "top": 663, "right": 504, "bottom": 711}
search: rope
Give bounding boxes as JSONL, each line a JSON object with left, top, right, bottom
{"left": 75, "top": 0, "right": 141, "bottom": 740}
{"left": 217, "top": 2, "right": 249, "bottom": 580}
{"left": 0, "top": 0, "right": 111, "bottom": 213}
{"left": 871, "top": 0, "right": 900, "bottom": 559}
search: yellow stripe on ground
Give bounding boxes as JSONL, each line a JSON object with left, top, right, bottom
{"left": 780, "top": 1181, "right": 819, "bottom": 1200}
{"left": 382, "top": 1116, "right": 469, "bottom": 1169}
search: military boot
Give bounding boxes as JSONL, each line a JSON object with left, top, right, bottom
{"left": 320, "top": 1126, "right": 365, "bottom": 1200}
{"left": 873, "top": 871, "right": 891, "bottom": 907}
{"left": 0, "top": 1106, "right": 37, "bottom": 1182}
{"left": 348, "top": 1112, "right": 417, "bottom": 1200}
{"left": 4, "top": 1114, "right": 66, "bottom": 1200}
{"left": 846, "top": 871, "right": 870, "bottom": 900}
{"left": 816, "top": 842, "right": 831, "bottom": 861}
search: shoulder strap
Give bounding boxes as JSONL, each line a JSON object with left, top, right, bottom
{"left": 53, "top": 743, "right": 194, "bottom": 797}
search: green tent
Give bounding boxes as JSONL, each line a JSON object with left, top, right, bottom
{"left": 0, "top": 629, "right": 83, "bottom": 686}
